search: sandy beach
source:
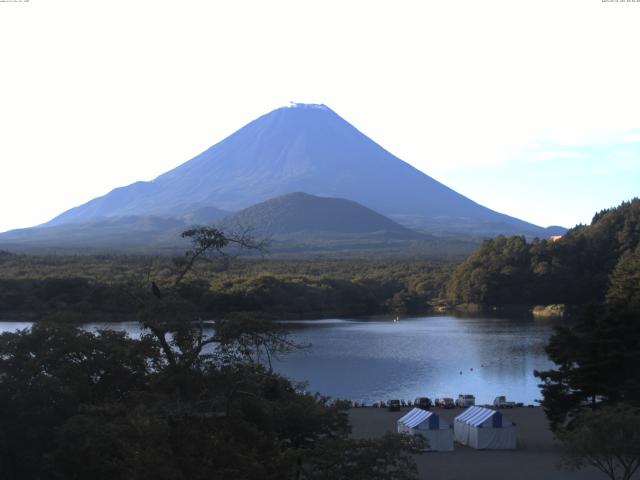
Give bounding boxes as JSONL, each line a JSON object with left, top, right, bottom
{"left": 349, "top": 406, "right": 604, "bottom": 480}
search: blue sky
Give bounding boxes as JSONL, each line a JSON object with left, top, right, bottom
{"left": 0, "top": 0, "right": 638, "bottom": 232}
{"left": 437, "top": 131, "right": 640, "bottom": 227}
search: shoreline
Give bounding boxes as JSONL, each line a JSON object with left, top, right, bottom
{"left": 0, "top": 308, "right": 552, "bottom": 324}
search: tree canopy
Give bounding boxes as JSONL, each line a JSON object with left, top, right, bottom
{"left": 446, "top": 198, "right": 640, "bottom": 309}
{"left": 558, "top": 405, "right": 640, "bottom": 480}
{"left": 532, "top": 202, "right": 640, "bottom": 430}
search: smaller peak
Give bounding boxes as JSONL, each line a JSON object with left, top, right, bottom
{"left": 281, "top": 191, "right": 314, "bottom": 198}
{"left": 269, "top": 192, "right": 314, "bottom": 202}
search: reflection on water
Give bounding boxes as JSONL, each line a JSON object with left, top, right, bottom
{"left": 273, "top": 316, "right": 557, "bottom": 404}
{"left": 0, "top": 315, "right": 559, "bottom": 404}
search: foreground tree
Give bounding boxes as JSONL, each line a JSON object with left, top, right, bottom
{"left": 0, "top": 227, "right": 423, "bottom": 480}
{"left": 0, "top": 322, "right": 157, "bottom": 479}
{"left": 300, "top": 433, "right": 425, "bottom": 480}
{"left": 534, "top": 220, "right": 640, "bottom": 479}
{"left": 534, "top": 306, "right": 640, "bottom": 429}
{"left": 535, "top": 239, "right": 640, "bottom": 430}
{"left": 559, "top": 405, "right": 640, "bottom": 480}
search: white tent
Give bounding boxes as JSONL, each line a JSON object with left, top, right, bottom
{"left": 396, "top": 408, "right": 454, "bottom": 451}
{"left": 454, "top": 406, "right": 516, "bottom": 449}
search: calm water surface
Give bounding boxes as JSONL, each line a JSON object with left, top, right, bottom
{"left": 0, "top": 315, "right": 558, "bottom": 405}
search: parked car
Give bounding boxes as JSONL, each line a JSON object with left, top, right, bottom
{"left": 579, "top": 395, "right": 606, "bottom": 407}
{"left": 435, "top": 397, "right": 455, "bottom": 409}
{"left": 455, "top": 394, "right": 476, "bottom": 407}
{"left": 414, "top": 397, "right": 432, "bottom": 410}
{"left": 388, "top": 399, "right": 401, "bottom": 412}
{"left": 493, "top": 396, "right": 515, "bottom": 408}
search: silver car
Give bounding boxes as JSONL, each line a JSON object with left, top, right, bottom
{"left": 455, "top": 394, "right": 476, "bottom": 407}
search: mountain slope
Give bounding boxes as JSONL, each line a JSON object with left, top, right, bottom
{"left": 0, "top": 208, "right": 229, "bottom": 251}
{"left": 0, "top": 195, "right": 432, "bottom": 253}
{"left": 220, "top": 192, "right": 425, "bottom": 239}
{"left": 44, "top": 103, "right": 555, "bottom": 237}
{"left": 0, "top": 216, "right": 188, "bottom": 250}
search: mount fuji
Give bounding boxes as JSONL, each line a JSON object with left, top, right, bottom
{"left": 1, "top": 103, "right": 564, "bottom": 251}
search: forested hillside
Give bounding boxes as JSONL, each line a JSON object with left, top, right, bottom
{"left": 0, "top": 253, "right": 454, "bottom": 320}
{"left": 446, "top": 198, "right": 640, "bottom": 308}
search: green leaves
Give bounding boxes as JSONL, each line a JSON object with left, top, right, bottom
{"left": 606, "top": 245, "right": 640, "bottom": 313}
{"left": 447, "top": 198, "right": 640, "bottom": 309}
{"left": 298, "top": 433, "right": 424, "bottom": 480}
{"left": 558, "top": 404, "right": 640, "bottom": 480}
{"left": 0, "top": 321, "right": 157, "bottom": 480}
{"left": 536, "top": 305, "right": 640, "bottom": 431}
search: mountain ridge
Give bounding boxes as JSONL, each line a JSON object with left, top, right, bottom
{"left": 0, "top": 193, "right": 435, "bottom": 253}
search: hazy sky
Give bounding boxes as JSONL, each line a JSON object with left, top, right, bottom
{"left": 1, "top": 0, "right": 639, "bottom": 233}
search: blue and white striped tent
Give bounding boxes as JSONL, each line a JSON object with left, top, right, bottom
{"left": 454, "top": 406, "right": 516, "bottom": 449}
{"left": 397, "top": 408, "right": 453, "bottom": 451}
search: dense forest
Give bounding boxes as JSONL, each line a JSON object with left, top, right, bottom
{"left": 0, "top": 252, "right": 455, "bottom": 321}
{"left": 446, "top": 198, "right": 640, "bottom": 309}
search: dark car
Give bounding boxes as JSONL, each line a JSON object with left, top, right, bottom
{"left": 435, "top": 397, "right": 455, "bottom": 409}
{"left": 414, "top": 397, "right": 432, "bottom": 410}
{"left": 388, "top": 399, "right": 401, "bottom": 412}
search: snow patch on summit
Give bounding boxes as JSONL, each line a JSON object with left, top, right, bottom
{"left": 286, "top": 102, "right": 329, "bottom": 110}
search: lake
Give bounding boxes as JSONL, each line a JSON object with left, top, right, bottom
{"left": 0, "top": 315, "right": 559, "bottom": 405}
